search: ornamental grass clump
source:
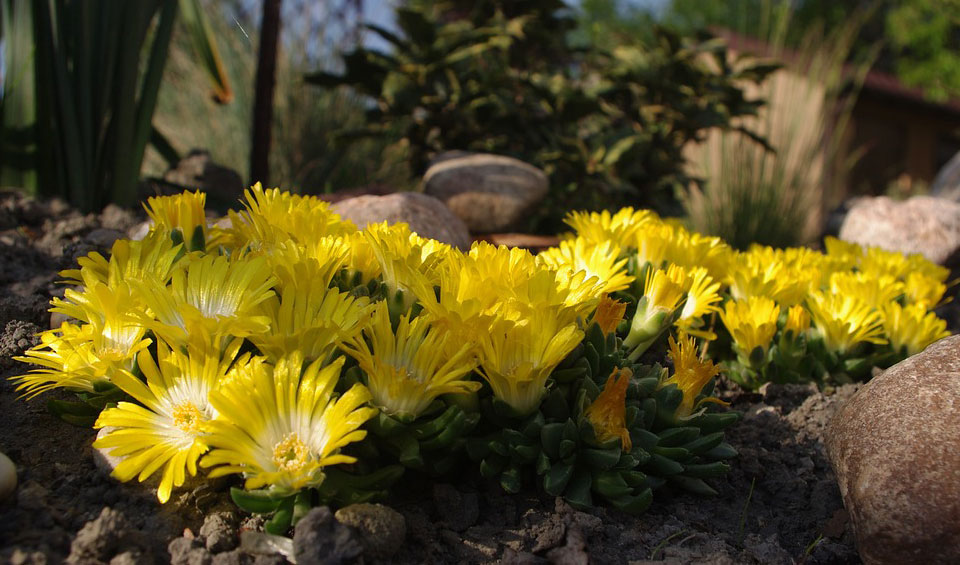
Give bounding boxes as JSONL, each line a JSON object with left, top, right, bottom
{"left": 11, "top": 186, "right": 950, "bottom": 533}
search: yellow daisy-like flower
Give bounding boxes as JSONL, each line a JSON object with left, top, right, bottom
{"left": 718, "top": 297, "right": 780, "bottom": 362}
{"left": 201, "top": 354, "right": 376, "bottom": 494}
{"left": 858, "top": 246, "right": 911, "bottom": 281}
{"left": 343, "top": 230, "right": 384, "bottom": 284}
{"left": 341, "top": 303, "right": 480, "bottom": 420}
{"left": 661, "top": 334, "right": 723, "bottom": 418}
{"left": 14, "top": 282, "right": 152, "bottom": 397}
{"left": 251, "top": 275, "right": 373, "bottom": 362}
{"left": 144, "top": 191, "right": 208, "bottom": 250}
{"left": 564, "top": 207, "right": 658, "bottom": 247}
{"left": 537, "top": 236, "right": 633, "bottom": 299}
{"left": 806, "top": 291, "right": 887, "bottom": 355}
{"left": 476, "top": 308, "right": 584, "bottom": 416}
{"left": 903, "top": 272, "right": 948, "bottom": 310}
{"left": 881, "top": 302, "right": 949, "bottom": 356}
{"left": 828, "top": 271, "right": 903, "bottom": 309}
{"left": 51, "top": 281, "right": 152, "bottom": 365}
{"left": 363, "top": 222, "right": 449, "bottom": 313}
{"left": 60, "top": 230, "right": 184, "bottom": 288}
{"left": 225, "top": 183, "right": 355, "bottom": 250}
{"left": 623, "top": 267, "right": 686, "bottom": 359}
{"left": 259, "top": 236, "right": 350, "bottom": 292}
{"left": 675, "top": 267, "right": 722, "bottom": 339}
{"left": 13, "top": 323, "right": 116, "bottom": 397}
{"left": 93, "top": 339, "right": 242, "bottom": 503}
{"left": 823, "top": 236, "right": 863, "bottom": 271}
{"left": 727, "top": 252, "right": 808, "bottom": 306}
{"left": 905, "top": 253, "right": 950, "bottom": 283}
{"left": 585, "top": 367, "right": 633, "bottom": 451}
{"left": 135, "top": 254, "right": 276, "bottom": 346}
{"left": 634, "top": 222, "right": 677, "bottom": 270}
{"left": 784, "top": 304, "right": 811, "bottom": 337}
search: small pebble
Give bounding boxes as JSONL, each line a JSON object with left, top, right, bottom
{"left": 0, "top": 451, "right": 17, "bottom": 502}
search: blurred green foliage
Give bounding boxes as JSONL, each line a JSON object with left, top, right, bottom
{"left": 661, "top": 0, "right": 960, "bottom": 103}
{"left": 0, "top": 0, "right": 230, "bottom": 212}
{"left": 308, "top": 1, "right": 776, "bottom": 233}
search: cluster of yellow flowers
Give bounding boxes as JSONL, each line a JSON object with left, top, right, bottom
{"left": 567, "top": 207, "right": 951, "bottom": 386}
{"left": 11, "top": 186, "right": 949, "bottom": 510}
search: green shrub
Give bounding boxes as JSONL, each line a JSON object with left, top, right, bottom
{"left": 308, "top": 2, "right": 776, "bottom": 233}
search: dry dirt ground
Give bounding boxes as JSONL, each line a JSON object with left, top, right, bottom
{"left": 0, "top": 190, "right": 862, "bottom": 564}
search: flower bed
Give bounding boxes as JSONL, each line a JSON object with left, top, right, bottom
{"left": 3, "top": 186, "right": 949, "bottom": 562}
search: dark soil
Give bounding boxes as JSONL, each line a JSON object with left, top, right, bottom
{"left": 0, "top": 190, "right": 862, "bottom": 564}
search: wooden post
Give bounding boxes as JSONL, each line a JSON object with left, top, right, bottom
{"left": 250, "top": 0, "right": 281, "bottom": 186}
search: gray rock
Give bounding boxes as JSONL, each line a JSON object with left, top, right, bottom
{"left": 168, "top": 538, "right": 212, "bottom": 565}
{"left": 423, "top": 152, "right": 548, "bottom": 233}
{"left": 292, "top": 507, "right": 362, "bottom": 565}
{"left": 200, "top": 512, "right": 237, "bottom": 554}
{"left": 432, "top": 484, "right": 479, "bottom": 532}
{"left": 334, "top": 503, "right": 406, "bottom": 561}
{"left": 85, "top": 228, "right": 124, "bottom": 249}
{"left": 163, "top": 149, "right": 243, "bottom": 206}
{"left": 332, "top": 192, "right": 471, "bottom": 250}
{"left": 66, "top": 507, "right": 151, "bottom": 564}
{"left": 825, "top": 334, "right": 960, "bottom": 564}
{"left": 838, "top": 195, "right": 960, "bottom": 265}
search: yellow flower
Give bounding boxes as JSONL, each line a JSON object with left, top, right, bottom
{"left": 623, "top": 267, "right": 686, "bottom": 359}
{"left": 828, "top": 271, "right": 903, "bottom": 308}
{"left": 727, "top": 252, "right": 808, "bottom": 306}
{"left": 362, "top": 222, "right": 449, "bottom": 313}
{"left": 823, "top": 236, "right": 863, "bottom": 271}
{"left": 881, "top": 302, "right": 949, "bottom": 356}
{"left": 537, "top": 237, "right": 634, "bottom": 299}
{"left": 93, "top": 340, "right": 242, "bottom": 503}
{"left": 591, "top": 295, "right": 627, "bottom": 337}
{"left": 342, "top": 303, "right": 480, "bottom": 420}
{"left": 585, "top": 367, "right": 633, "bottom": 450}
{"left": 784, "top": 304, "right": 811, "bottom": 337}
{"left": 634, "top": 222, "right": 677, "bottom": 269}
{"left": 60, "top": 230, "right": 184, "bottom": 288}
{"left": 144, "top": 191, "right": 208, "bottom": 250}
{"left": 564, "top": 207, "right": 658, "bottom": 246}
{"left": 13, "top": 283, "right": 152, "bottom": 397}
{"left": 903, "top": 272, "right": 948, "bottom": 310}
{"left": 476, "top": 308, "right": 584, "bottom": 416}
{"left": 201, "top": 354, "right": 376, "bottom": 493}
{"left": 661, "top": 334, "right": 723, "bottom": 418}
{"left": 251, "top": 275, "right": 373, "bottom": 362}
{"left": 905, "top": 253, "right": 950, "bottom": 283}
{"left": 675, "top": 267, "right": 722, "bottom": 339}
{"left": 858, "top": 246, "right": 911, "bottom": 281}
{"left": 260, "top": 236, "right": 350, "bottom": 292}
{"left": 719, "top": 297, "right": 780, "bottom": 362}
{"left": 806, "top": 291, "right": 886, "bottom": 354}
{"left": 225, "top": 183, "right": 355, "bottom": 250}
{"left": 135, "top": 254, "right": 276, "bottom": 346}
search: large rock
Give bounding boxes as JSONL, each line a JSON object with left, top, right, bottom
{"left": 838, "top": 195, "right": 960, "bottom": 264}
{"left": 825, "top": 335, "right": 960, "bottom": 564}
{"left": 331, "top": 192, "right": 471, "bottom": 250}
{"left": 423, "top": 152, "right": 548, "bottom": 233}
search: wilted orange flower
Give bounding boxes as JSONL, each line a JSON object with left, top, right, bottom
{"left": 592, "top": 295, "right": 627, "bottom": 337}
{"left": 585, "top": 367, "right": 633, "bottom": 451}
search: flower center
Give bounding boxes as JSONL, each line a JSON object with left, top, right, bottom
{"left": 272, "top": 433, "right": 309, "bottom": 472}
{"left": 172, "top": 402, "right": 204, "bottom": 435}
